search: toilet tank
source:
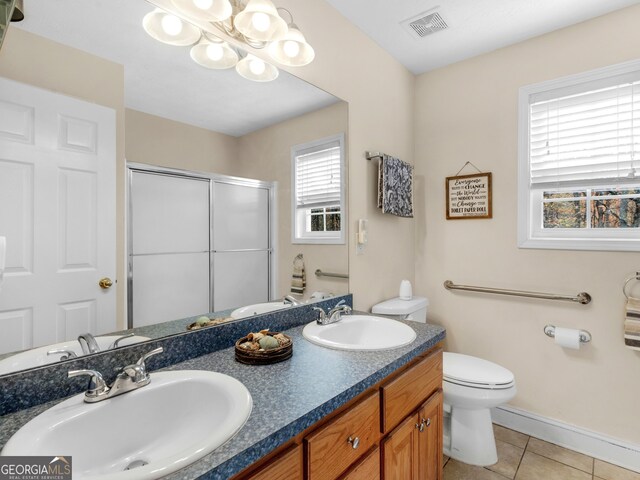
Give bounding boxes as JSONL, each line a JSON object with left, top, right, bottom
{"left": 371, "top": 296, "right": 429, "bottom": 323}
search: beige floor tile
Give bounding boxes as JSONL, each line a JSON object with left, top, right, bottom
{"left": 486, "top": 440, "right": 525, "bottom": 479}
{"left": 493, "top": 424, "right": 529, "bottom": 449}
{"left": 514, "top": 451, "right": 591, "bottom": 480}
{"left": 526, "top": 437, "right": 593, "bottom": 473}
{"left": 594, "top": 460, "right": 640, "bottom": 480}
{"left": 444, "top": 459, "right": 510, "bottom": 480}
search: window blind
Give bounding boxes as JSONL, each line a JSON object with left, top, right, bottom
{"left": 295, "top": 140, "right": 341, "bottom": 208}
{"left": 529, "top": 77, "right": 640, "bottom": 189}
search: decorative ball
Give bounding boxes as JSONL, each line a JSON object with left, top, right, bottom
{"left": 196, "top": 316, "right": 210, "bottom": 326}
{"left": 258, "top": 336, "right": 279, "bottom": 350}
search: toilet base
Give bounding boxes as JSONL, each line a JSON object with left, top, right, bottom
{"left": 444, "top": 406, "right": 498, "bottom": 466}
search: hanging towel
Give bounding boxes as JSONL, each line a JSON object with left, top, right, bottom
{"left": 291, "top": 254, "right": 306, "bottom": 295}
{"left": 625, "top": 297, "right": 640, "bottom": 350}
{"left": 377, "top": 155, "right": 414, "bottom": 217}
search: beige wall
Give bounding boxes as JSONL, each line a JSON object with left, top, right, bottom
{"left": 125, "top": 109, "right": 238, "bottom": 175}
{"left": 250, "top": 0, "right": 416, "bottom": 311}
{"left": 0, "top": 28, "right": 128, "bottom": 327}
{"left": 415, "top": 5, "right": 640, "bottom": 443}
{"left": 237, "top": 102, "right": 349, "bottom": 299}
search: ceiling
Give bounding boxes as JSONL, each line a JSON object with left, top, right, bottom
{"left": 324, "top": 0, "right": 640, "bottom": 74}
{"left": 13, "top": 0, "right": 338, "bottom": 137}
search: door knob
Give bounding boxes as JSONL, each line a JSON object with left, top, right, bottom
{"left": 99, "top": 277, "right": 113, "bottom": 289}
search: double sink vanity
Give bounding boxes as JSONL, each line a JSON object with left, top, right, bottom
{"left": 0, "top": 296, "right": 446, "bottom": 479}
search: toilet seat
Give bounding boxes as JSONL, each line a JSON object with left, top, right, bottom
{"left": 443, "top": 352, "right": 515, "bottom": 390}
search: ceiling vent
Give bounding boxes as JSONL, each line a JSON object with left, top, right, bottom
{"left": 401, "top": 10, "right": 448, "bottom": 39}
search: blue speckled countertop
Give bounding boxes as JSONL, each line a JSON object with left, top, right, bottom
{"left": 0, "top": 319, "right": 445, "bottom": 480}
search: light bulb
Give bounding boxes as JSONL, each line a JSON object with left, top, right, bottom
{"left": 206, "top": 43, "right": 224, "bottom": 61}
{"left": 249, "top": 58, "right": 266, "bottom": 76}
{"left": 283, "top": 40, "right": 300, "bottom": 58}
{"left": 161, "top": 14, "right": 183, "bottom": 36}
{"left": 193, "top": 0, "right": 213, "bottom": 9}
{"left": 251, "top": 12, "right": 271, "bottom": 32}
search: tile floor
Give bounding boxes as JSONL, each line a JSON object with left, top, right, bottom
{"left": 443, "top": 425, "right": 640, "bottom": 480}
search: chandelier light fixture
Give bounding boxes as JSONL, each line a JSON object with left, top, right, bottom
{"left": 142, "top": 0, "right": 315, "bottom": 82}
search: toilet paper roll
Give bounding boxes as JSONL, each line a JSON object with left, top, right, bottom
{"left": 554, "top": 327, "right": 581, "bottom": 350}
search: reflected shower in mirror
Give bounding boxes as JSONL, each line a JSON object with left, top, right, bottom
{"left": 0, "top": 0, "right": 348, "bottom": 375}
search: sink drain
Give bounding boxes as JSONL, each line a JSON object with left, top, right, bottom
{"left": 124, "top": 460, "right": 148, "bottom": 470}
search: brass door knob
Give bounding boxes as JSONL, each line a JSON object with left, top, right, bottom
{"left": 99, "top": 277, "right": 113, "bottom": 289}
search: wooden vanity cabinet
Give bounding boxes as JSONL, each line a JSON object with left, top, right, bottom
{"left": 233, "top": 345, "right": 443, "bottom": 480}
{"left": 244, "top": 444, "right": 303, "bottom": 480}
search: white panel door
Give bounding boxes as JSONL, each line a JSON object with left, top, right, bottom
{"left": 129, "top": 171, "right": 210, "bottom": 327}
{"left": 0, "top": 77, "right": 116, "bottom": 354}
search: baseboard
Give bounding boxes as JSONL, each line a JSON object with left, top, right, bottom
{"left": 492, "top": 405, "right": 640, "bottom": 473}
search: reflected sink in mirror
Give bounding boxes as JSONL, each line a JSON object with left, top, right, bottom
{"left": 230, "top": 301, "right": 293, "bottom": 319}
{"left": 0, "top": 370, "right": 252, "bottom": 479}
{"left": 0, "top": 335, "right": 150, "bottom": 375}
{"left": 302, "top": 314, "right": 417, "bottom": 351}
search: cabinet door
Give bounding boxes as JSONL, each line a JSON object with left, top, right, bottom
{"left": 245, "top": 444, "right": 302, "bottom": 480}
{"left": 341, "top": 446, "right": 379, "bottom": 480}
{"left": 382, "top": 412, "right": 419, "bottom": 480}
{"left": 418, "top": 390, "right": 443, "bottom": 480}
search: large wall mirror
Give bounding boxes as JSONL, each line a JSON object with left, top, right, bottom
{"left": 0, "top": 0, "right": 348, "bottom": 376}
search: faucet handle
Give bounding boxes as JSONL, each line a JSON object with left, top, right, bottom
{"left": 136, "top": 347, "right": 163, "bottom": 367}
{"left": 109, "top": 333, "right": 135, "bottom": 349}
{"left": 68, "top": 369, "right": 109, "bottom": 400}
{"left": 312, "top": 306, "right": 326, "bottom": 323}
{"left": 47, "top": 348, "right": 78, "bottom": 361}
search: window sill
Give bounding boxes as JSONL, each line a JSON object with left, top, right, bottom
{"left": 518, "top": 236, "right": 640, "bottom": 252}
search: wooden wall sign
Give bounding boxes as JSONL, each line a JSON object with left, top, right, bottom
{"left": 446, "top": 172, "right": 492, "bottom": 219}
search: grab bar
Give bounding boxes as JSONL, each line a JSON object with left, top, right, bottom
{"left": 443, "top": 280, "right": 591, "bottom": 305}
{"left": 315, "top": 269, "right": 349, "bottom": 279}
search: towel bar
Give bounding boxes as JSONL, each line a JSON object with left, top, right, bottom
{"left": 444, "top": 280, "right": 591, "bottom": 305}
{"left": 315, "top": 269, "right": 349, "bottom": 279}
{"left": 623, "top": 272, "right": 640, "bottom": 299}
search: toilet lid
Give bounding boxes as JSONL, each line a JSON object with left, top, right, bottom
{"left": 443, "top": 352, "right": 514, "bottom": 389}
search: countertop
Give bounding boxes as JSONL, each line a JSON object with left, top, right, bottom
{"left": 0, "top": 319, "right": 445, "bottom": 479}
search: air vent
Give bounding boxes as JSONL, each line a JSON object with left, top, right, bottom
{"left": 401, "top": 11, "right": 448, "bottom": 39}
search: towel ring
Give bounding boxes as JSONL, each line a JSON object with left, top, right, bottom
{"left": 623, "top": 272, "right": 640, "bottom": 299}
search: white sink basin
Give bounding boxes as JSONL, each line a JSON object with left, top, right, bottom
{"left": 231, "top": 301, "right": 292, "bottom": 319}
{"left": 302, "top": 314, "right": 417, "bottom": 351}
{"left": 1, "top": 370, "right": 252, "bottom": 480}
{"left": 0, "top": 335, "right": 150, "bottom": 375}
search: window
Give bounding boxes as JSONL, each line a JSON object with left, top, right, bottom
{"left": 292, "top": 134, "right": 345, "bottom": 244}
{"left": 518, "top": 60, "right": 640, "bottom": 251}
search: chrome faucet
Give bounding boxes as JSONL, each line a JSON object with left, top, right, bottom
{"left": 46, "top": 348, "right": 78, "bottom": 361}
{"left": 108, "top": 333, "right": 135, "bottom": 349}
{"left": 68, "top": 347, "right": 164, "bottom": 403}
{"left": 283, "top": 295, "right": 302, "bottom": 306}
{"left": 77, "top": 333, "right": 100, "bottom": 355}
{"left": 313, "top": 300, "right": 352, "bottom": 325}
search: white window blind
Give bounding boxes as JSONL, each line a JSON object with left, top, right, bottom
{"left": 295, "top": 140, "right": 341, "bottom": 208}
{"left": 529, "top": 74, "right": 640, "bottom": 189}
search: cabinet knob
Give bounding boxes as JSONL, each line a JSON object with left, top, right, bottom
{"left": 347, "top": 436, "right": 360, "bottom": 449}
{"left": 416, "top": 422, "right": 423, "bottom": 432}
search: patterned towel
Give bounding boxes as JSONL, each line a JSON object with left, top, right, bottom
{"left": 625, "top": 297, "right": 640, "bottom": 350}
{"left": 377, "top": 155, "right": 414, "bottom": 217}
{"left": 291, "top": 254, "right": 306, "bottom": 295}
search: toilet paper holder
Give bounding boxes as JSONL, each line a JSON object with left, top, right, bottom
{"left": 544, "top": 325, "right": 592, "bottom": 344}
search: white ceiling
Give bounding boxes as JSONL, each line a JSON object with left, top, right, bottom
{"left": 14, "top": 0, "right": 338, "bottom": 137}
{"left": 324, "top": 0, "right": 640, "bottom": 74}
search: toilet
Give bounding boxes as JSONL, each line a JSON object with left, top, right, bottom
{"left": 371, "top": 296, "right": 517, "bottom": 467}
{"left": 443, "top": 352, "right": 516, "bottom": 466}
